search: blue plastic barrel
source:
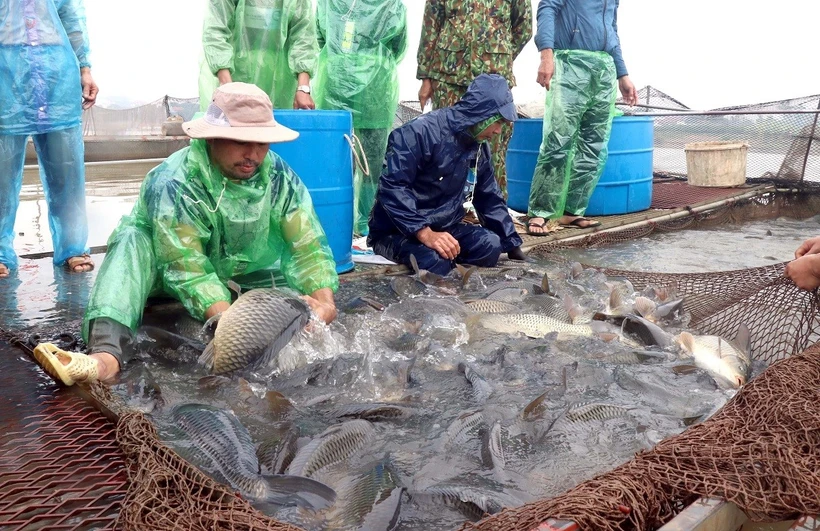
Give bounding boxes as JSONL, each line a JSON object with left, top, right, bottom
{"left": 270, "top": 110, "right": 355, "bottom": 274}
{"left": 506, "top": 116, "right": 654, "bottom": 216}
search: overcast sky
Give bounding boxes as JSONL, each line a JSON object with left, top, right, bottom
{"left": 84, "top": 0, "right": 820, "bottom": 110}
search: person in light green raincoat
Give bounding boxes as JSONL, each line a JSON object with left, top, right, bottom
{"left": 312, "top": 0, "right": 407, "bottom": 236}
{"left": 31, "top": 83, "right": 339, "bottom": 387}
{"left": 199, "top": 0, "right": 319, "bottom": 110}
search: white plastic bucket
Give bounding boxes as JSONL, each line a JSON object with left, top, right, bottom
{"left": 684, "top": 141, "right": 749, "bottom": 187}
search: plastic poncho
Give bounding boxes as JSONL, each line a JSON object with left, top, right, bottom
{"left": 368, "top": 73, "right": 522, "bottom": 253}
{"left": 0, "top": 0, "right": 90, "bottom": 135}
{"left": 84, "top": 139, "right": 338, "bottom": 335}
{"left": 313, "top": 0, "right": 407, "bottom": 130}
{"left": 527, "top": 49, "right": 617, "bottom": 219}
{"left": 199, "top": 0, "right": 318, "bottom": 111}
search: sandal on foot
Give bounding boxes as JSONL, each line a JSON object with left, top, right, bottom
{"left": 560, "top": 216, "right": 601, "bottom": 229}
{"left": 66, "top": 254, "right": 95, "bottom": 273}
{"left": 526, "top": 218, "right": 550, "bottom": 236}
{"left": 33, "top": 343, "right": 98, "bottom": 386}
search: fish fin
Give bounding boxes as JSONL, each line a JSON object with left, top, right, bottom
{"left": 569, "top": 262, "right": 583, "bottom": 279}
{"left": 734, "top": 323, "right": 751, "bottom": 354}
{"left": 198, "top": 340, "right": 216, "bottom": 371}
{"left": 540, "top": 273, "right": 551, "bottom": 296}
{"left": 455, "top": 263, "right": 469, "bottom": 277}
{"left": 460, "top": 266, "right": 475, "bottom": 289}
{"left": 656, "top": 298, "right": 685, "bottom": 319}
{"left": 670, "top": 363, "right": 699, "bottom": 375}
{"left": 681, "top": 415, "right": 703, "bottom": 427}
{"left": 260, "top": 474, "right": 337, "bottom": 511}
{"left": 200, "top": 312, "right": 222, "bottom": 341}
{"left": 608, "top": 287, "right": 624, "bottom": 314}
{"left": 359, "top": 296, "right": 386, "bottom": 311}
{"left": 677, "top": 331, "right": 696, "bottom": 353}
{"left": 255, "top": 311, "right": 309, "bottom": 371}
{"left": 457, "top": 362, "right": 468, "bottom": 374}
{"left": 409, "top": 254, "right": 421, "bottom": 276}
{"left": 270, "top": 271, "right": 277, "bottom": 289}
{"left": 633, "top": 296, "right": 657, "bottom": 319}
{"left": 562, "top": 294, "right": 583, "bottom": 323}
{"left": 227, "top": 280, "right": 242, "bottom": 296}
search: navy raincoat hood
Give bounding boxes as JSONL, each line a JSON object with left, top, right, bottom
{"left": 367, "top": 73, "right": 522, "bottom": 252}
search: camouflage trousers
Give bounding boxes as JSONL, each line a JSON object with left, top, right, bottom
{"left": 431, "top": 80, "right": 512, "bottom": 200}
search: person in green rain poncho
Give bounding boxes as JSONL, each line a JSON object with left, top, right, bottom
{"left": 198, "top": 0, "right": 319, "bottom": 111}
{"left": 31, "top": 83, "right": 339, "bottom": 387}
{"left": 312, "top": 0, "right": 407, "bottom": 237}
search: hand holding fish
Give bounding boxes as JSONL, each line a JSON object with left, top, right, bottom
{"left": 301, "top": 287, "right": 338, "bottom": 324}
{"left": 417, "top": 227, "right": 460, "bottom": 260}
{"left": 785, "top": 254, "right": 820, "bottom": 291}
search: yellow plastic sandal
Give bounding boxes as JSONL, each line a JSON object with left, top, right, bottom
{"left": 32, "top": 343, "right": 99, "bottom": 386}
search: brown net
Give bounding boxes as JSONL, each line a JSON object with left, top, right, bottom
{"left": 460, "top": 343, "right": 820, "bottom": 531}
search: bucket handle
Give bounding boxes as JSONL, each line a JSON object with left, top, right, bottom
{"left": 343, "top": 133, "right": 370, "bottom": 177}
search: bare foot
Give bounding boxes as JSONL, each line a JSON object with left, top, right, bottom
{"left": 0, "top": 263, "right": 8, "bottom": 278}
{"left": 66, "top": 254, "right": 95, "bottom": 273}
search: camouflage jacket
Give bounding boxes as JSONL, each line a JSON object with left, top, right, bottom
{"left": 416, "top": 0, "right": 532, "bottom": 87}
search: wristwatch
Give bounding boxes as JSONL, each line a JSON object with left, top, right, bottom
{"left": 297, "top": 84, "right": 311, "bottom": 94}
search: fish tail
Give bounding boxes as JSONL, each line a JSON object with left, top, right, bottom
{"left": 262, "top": 474, "right": 337, "bottom": 510}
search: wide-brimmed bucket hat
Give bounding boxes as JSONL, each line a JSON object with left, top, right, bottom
{"left": 183, "top": 82, "right": 298, "bottom": 143}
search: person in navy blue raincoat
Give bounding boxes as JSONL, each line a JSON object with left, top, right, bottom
{"left": 368, "top": 73, "right": 526, "bottom": 276}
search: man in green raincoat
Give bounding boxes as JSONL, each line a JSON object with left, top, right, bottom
{"left": 416, "top": 0, "right": 532, "bottom": 200}
{"left": 525, "top": 0, "right": 638, "bottom": 235}
{"left": 313, "top": 0, "right": 407, "bottom": 236}
{"left": 199, "top": 0, "right": 319, "bottom": 111}
{"left": 32, "top": 83, "right": 339, "bottom": 386}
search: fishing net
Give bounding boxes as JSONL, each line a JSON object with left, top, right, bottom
{"left": 460, "top": 341, "right": 820, "bottom": 531}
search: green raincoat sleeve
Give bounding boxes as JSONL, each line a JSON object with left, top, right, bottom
{"left": 202, "top": 0, "right": 237, "bottom": 75}
{"left": 270, "top": 154, "right": 339, "bottom": 295}
{"left": 287, "top": 0, "right": 317, "bottom": 79}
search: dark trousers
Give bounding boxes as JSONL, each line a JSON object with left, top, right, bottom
{"left": 372, "top": 223, "right": 502, "bottom": 276}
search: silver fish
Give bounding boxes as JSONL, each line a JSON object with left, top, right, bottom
{"left": 287, "top": 420, "right": 376, "bottom": 478}
{"left": 675, "top": 324, "right": 752, "bottom": 388}
{"left": 465, "top": 299, "right": 519, "bottom": 314}
{"left": 413, "top": 486, "right": 507, "bottom": 521}
{"left": 477, "top": 313, "right": 594, "bottom": 339}
{"left": 390, "top": 275, "right": 427, "bottom": 297}
{"left": 171, "top": 403, "right": 336, "bottom": 510}
{"left": 198, "top": 288, "right": 310, "bottom": 374}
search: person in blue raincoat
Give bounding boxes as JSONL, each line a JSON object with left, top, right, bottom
{"left": 526, "top": 0, "right": 638, "bottom": 235}
{"left": 0, "top": 0, "right": 99, "bottom": 278}
{"left": 368, "top": 73, "right": 527, "bottom": 276}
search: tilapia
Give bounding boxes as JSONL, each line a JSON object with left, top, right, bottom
{"left": 440, "top": 410, "right": 485, "bottom": 448}
{"left": 287, "top": 419, "right": 376, "bottom": 478}
{"left": 476, "top": 313, "right": 594, "bottom": 339}
{"left": 325, "top": 461, "right": 402, "bottom": 531}
{"left": 479, "top": 421, "right": 505, "bottom": 470}
{"left": 171, "top": 403, "right": 336, "bottom": 510}
{"left": 634, "top": 296, "right": 686, "bottom": 323}
{"left": 413, "top": 486, "right": 507, "bottom": 521}
{"left": 257, "top": 425, "right": 300, "bottom": 475}
{"left": 675, "top": 324, "right": 752, "bottom": 388}
{"left": 564, "top": 402, "right": 635, "bottom": 423}
{"left": 198, "top": 288, "right": 310, "bottom": 374}
{"left": 457, "top": 362, "right": 493, "bottom": 403}
{"left": 332, "top": 403, "right": 414, "bottom": 422}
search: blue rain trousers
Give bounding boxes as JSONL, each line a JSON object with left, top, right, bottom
{"left": 373, "top": 222, "right": 502, "bottom": 277}
{"left": 0, "top": 125, "right": 89, "bottom": 269}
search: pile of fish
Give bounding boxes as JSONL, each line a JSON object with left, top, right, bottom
{"left": 120, "top": 257, "right": 757, "bottom": 531}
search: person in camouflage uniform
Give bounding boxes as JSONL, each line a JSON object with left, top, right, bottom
{"left": 416, "top": 0, "right": 532, "bottom": 200}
